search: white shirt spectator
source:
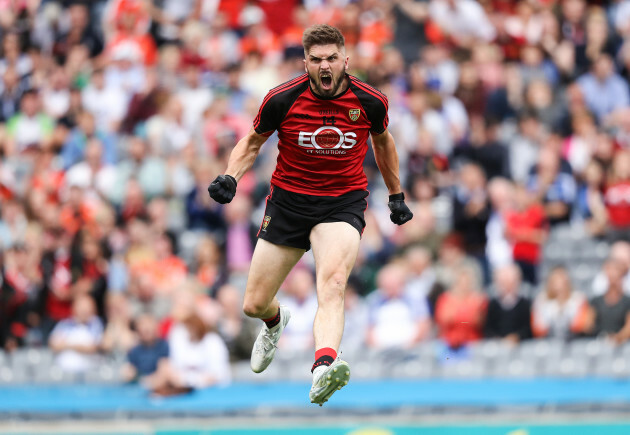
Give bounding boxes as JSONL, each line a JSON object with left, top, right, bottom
{"left": 82, "top": 83, "right": 127, "bottom": 132}
{"left": 531, "top": 290, "right": 588, "bottom": 339}
{"left": 168, "top": 323, "right": 231, "bottom": 388}
{"left": 177, "top": 86, "right": 213, "bottom": 131}
{"left": 42, "top": 88, "right": 70, "bottom": 119}
{"left": 429, "top": 0, "right": 496, "bottom": 43}
{"left": 367, "top": 291, "right": 431, "bottom": 349}
{"left": 486, "top": 211, "right": 513, "bottom": 272}
{"left": 50, "top": 317, "right": 103, "bottom": 373}
{"left": 104, "top": 63, "right": 146, "bottom": 102}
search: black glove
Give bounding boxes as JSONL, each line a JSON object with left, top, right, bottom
{"left": 388, "top": 192, "right": 413, "bottom": 225}
{"left": 208, "top": 175, "right": 237, "bottom": 204}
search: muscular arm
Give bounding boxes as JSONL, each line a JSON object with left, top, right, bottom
{"left": 371, "top": 129, "right": 403, "bottom": 195}
{"left": 225, "top": 128, "right": 269, "bottom": 182}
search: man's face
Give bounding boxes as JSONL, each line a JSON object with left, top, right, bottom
{"left": 304, "top": 43, "right": 348, "bottom": 97}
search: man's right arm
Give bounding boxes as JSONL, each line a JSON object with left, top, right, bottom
{"left": 225, "top": 128, "right": 269, "bottom": 182}
{"left": 208, "top": 128, "right": 269, "bottom": 204}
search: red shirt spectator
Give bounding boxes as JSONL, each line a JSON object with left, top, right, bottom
{"left": 505, "top": 199, "right": 547, "bottom": 264}
{"left": 605, "top": 151, "right": 630, "bottom": 228}
{"left": 435, "top": 266, "right": 487, "bottom": 349}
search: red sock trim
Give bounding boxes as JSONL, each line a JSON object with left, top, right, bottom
{"left": 315, "top": 347, "right": 337, "bottom": 361}
{"left": 262, "top": 308, "right": 281, "bottom": 328}
{"left": 262, "top": 310, "right": 279, "bottom": 323}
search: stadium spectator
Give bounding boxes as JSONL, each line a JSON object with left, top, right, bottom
{"left": 592, "top": 241, "right": 630, "bottom": 297}
{"left": 101, "top": 292, "right": 136, "bottom": 356}
{"left": 532, "top": 265, "right": 591, "bottom": 340}
{"left": 49, "top": 294, "right": 103, "bottom": 373}
{"left": 508, "top": 111, "right": 546, "bottom": 185}
{"left": 588, "top": 259, "right": 630, "bottom": 343}
{"left": 428, "top": 0, "right": 496, "bottom": 46}
{"left": 484, "top": 264, "right": 532, "bottom": 343}
{"left": 435, "top": 264, "right": 487, "bottom": 350}
{"left": 192, "top": 234, "right": 225, "bottom": 291}
{"left": 403, "top": 245, "right": 436, "bottom": 306}
{"left": 604, "top": 150, "right": 630, "bottom": 241}
{"left": 121, "top": 313, "right": 168, "bottom": 383}
{"left": 150, "top": 312, "right": 230, "bottom": 396}
{"left": 215, "top": 284, "right": 258, "bottom": 362}
{"left": 0, "top": 67, "right": 25, "bottom": 123}
{"left": 278, "top": 267, "right": 318, "bottom": 352}
{"left": 452, "top": 163, "right": 491, "bottom": 281}
{"left": 486, "top": 177, "right": 514, "bottom": 275}
{"left": 367, "top": 263, "right": 431, "bottom": 350}
{"left": 527, "top": 146, "right": 576, "bottom": 226}
{"left": 341, "top": 277, "right": 369, "bottom": 353}
{"left": 81, "top": 68, "right": 127, "bottom": 134}
{"left": 505, "top": 183, "right": 548, "bottom": 286}
{"left": 4, "top": 89, "right": 54, "bottom": 155}
{"left": 577, "top": 54, "right": 629, "bottom": 122}
{"left": 434, "top": 232, "right": 482, "bottom": 291}
{"left": 2, "top": 0, "right": 630, "bottom": 386}
{"left": 575, "top": 159, "right": 608, "bottom": 237}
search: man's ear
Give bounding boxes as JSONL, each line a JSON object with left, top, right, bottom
{"left": 304, "top": 59, "right": 307, "bottom": 73}
{"left": 345, "top": 56, "right": 349, "bottom": 71}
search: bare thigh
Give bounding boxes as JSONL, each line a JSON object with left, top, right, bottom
{"left": 243, "top": 238, "right": 305, "bottom": 316}
{"left": 310, "top": 222, "right": 361, "bottom": 297}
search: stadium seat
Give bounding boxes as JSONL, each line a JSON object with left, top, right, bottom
{"left": 0, "top": 366, "right": 29, "bottom": 384}
{"left": 352, "top": 360, "right": 380, "bottom": 380}
{"left": 394, "top": 358, "right": 436, "bottom": 379}
{"left": 9, "top": 347, "right": 53, "bottom": 370}
{"left": 568, "top": 339, "right": 617, "bottom": 363}
{"left": 516, "top": 339, "right": 565, "bottom": 360}
{"left": 468, "top": 340, "right": 515, "bottom": 365}
{"left": 593, "top": 356, "right": 630, "bottom": 378}
{"left": 32, "top": 366, "right": 80, "bottom": 384}
{"left": 542, "top": 356, "right": 590, "bottom": 378}
{"left": 491, "top": 356, "right": 539, "bottom": 379}
{"left": 438, "top": 359, "right": 486, "bottom": 379}
{"left": 83, "top": 365, "right": 119, "bottom": 384}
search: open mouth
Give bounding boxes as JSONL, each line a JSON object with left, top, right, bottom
{"left": 320, "top": 73, "right": 332, "bottom": 90}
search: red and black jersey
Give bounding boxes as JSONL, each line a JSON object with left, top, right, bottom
{"left": 253, "top": 73, "right": 389, "bottom": 196}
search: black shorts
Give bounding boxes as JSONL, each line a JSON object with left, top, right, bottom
{"left": 257, "top": 185, "right": 369, "bottom": 251}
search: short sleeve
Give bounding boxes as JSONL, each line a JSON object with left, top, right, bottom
{"left": 158, "top": 340, "right": 169, "bottom": 359}
{"left": 366, "top": 95, "right": 389, "bottom": 135}
{"left": 253, "top": 93, "right": 283, "bottom": 136}
{"left": 127, "top": 346, "right": 140, "bottom": 368}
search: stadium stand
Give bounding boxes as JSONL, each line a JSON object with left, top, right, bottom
{"left": 1, "top": 0, "right": 630, "bottom": 419}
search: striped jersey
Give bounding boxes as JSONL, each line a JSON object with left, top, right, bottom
{"left": 253, "top": 73, "right": 389, "bottom": 196}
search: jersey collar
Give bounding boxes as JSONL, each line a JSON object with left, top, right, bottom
{"left": 308, "top": 73, "right": 351, "bottom": 100}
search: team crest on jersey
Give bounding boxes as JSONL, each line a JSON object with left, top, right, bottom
{"left": 349, "top": 108, "right": 361, "bottom": 122}
{"left": 262, "top": 215, "right": 271, "bottom": 232}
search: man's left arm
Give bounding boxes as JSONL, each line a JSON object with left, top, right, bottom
{"left": 371, "top": 129, "right": 413, "bottom": 225}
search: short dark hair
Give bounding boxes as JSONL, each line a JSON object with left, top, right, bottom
{"left": 302, "top": 24, "right": 345, "bottom": 54}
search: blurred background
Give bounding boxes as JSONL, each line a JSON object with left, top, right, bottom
{"left": 2, "top": 0, "right": 630, "bottom": 434}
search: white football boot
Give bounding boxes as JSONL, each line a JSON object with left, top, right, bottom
{"left": 250, "top": 305, "right": 291, "bottom": 373}
{"left": 309, "top": 359, "right": 351, "bottom": 406}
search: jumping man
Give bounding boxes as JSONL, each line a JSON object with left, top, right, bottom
{"left": 208, "top": 24, "right": 413, "bottom": 405}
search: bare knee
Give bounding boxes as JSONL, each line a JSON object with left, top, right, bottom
{"left": 318, "top": 272, "right": 347, "bottom": 307}
{"left": 242, "top": 298, "right": 269, "bottom": 318}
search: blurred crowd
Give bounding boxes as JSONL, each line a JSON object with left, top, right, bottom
{"left": 1, "top": 0, "right": 630, "bottom": 394}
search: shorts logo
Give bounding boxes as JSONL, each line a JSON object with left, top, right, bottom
{"left": 349, "top": 108, "right": 361, "bottom": 122}
{"left": 262, "top": 215, "right": 271, "bottom": 232}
